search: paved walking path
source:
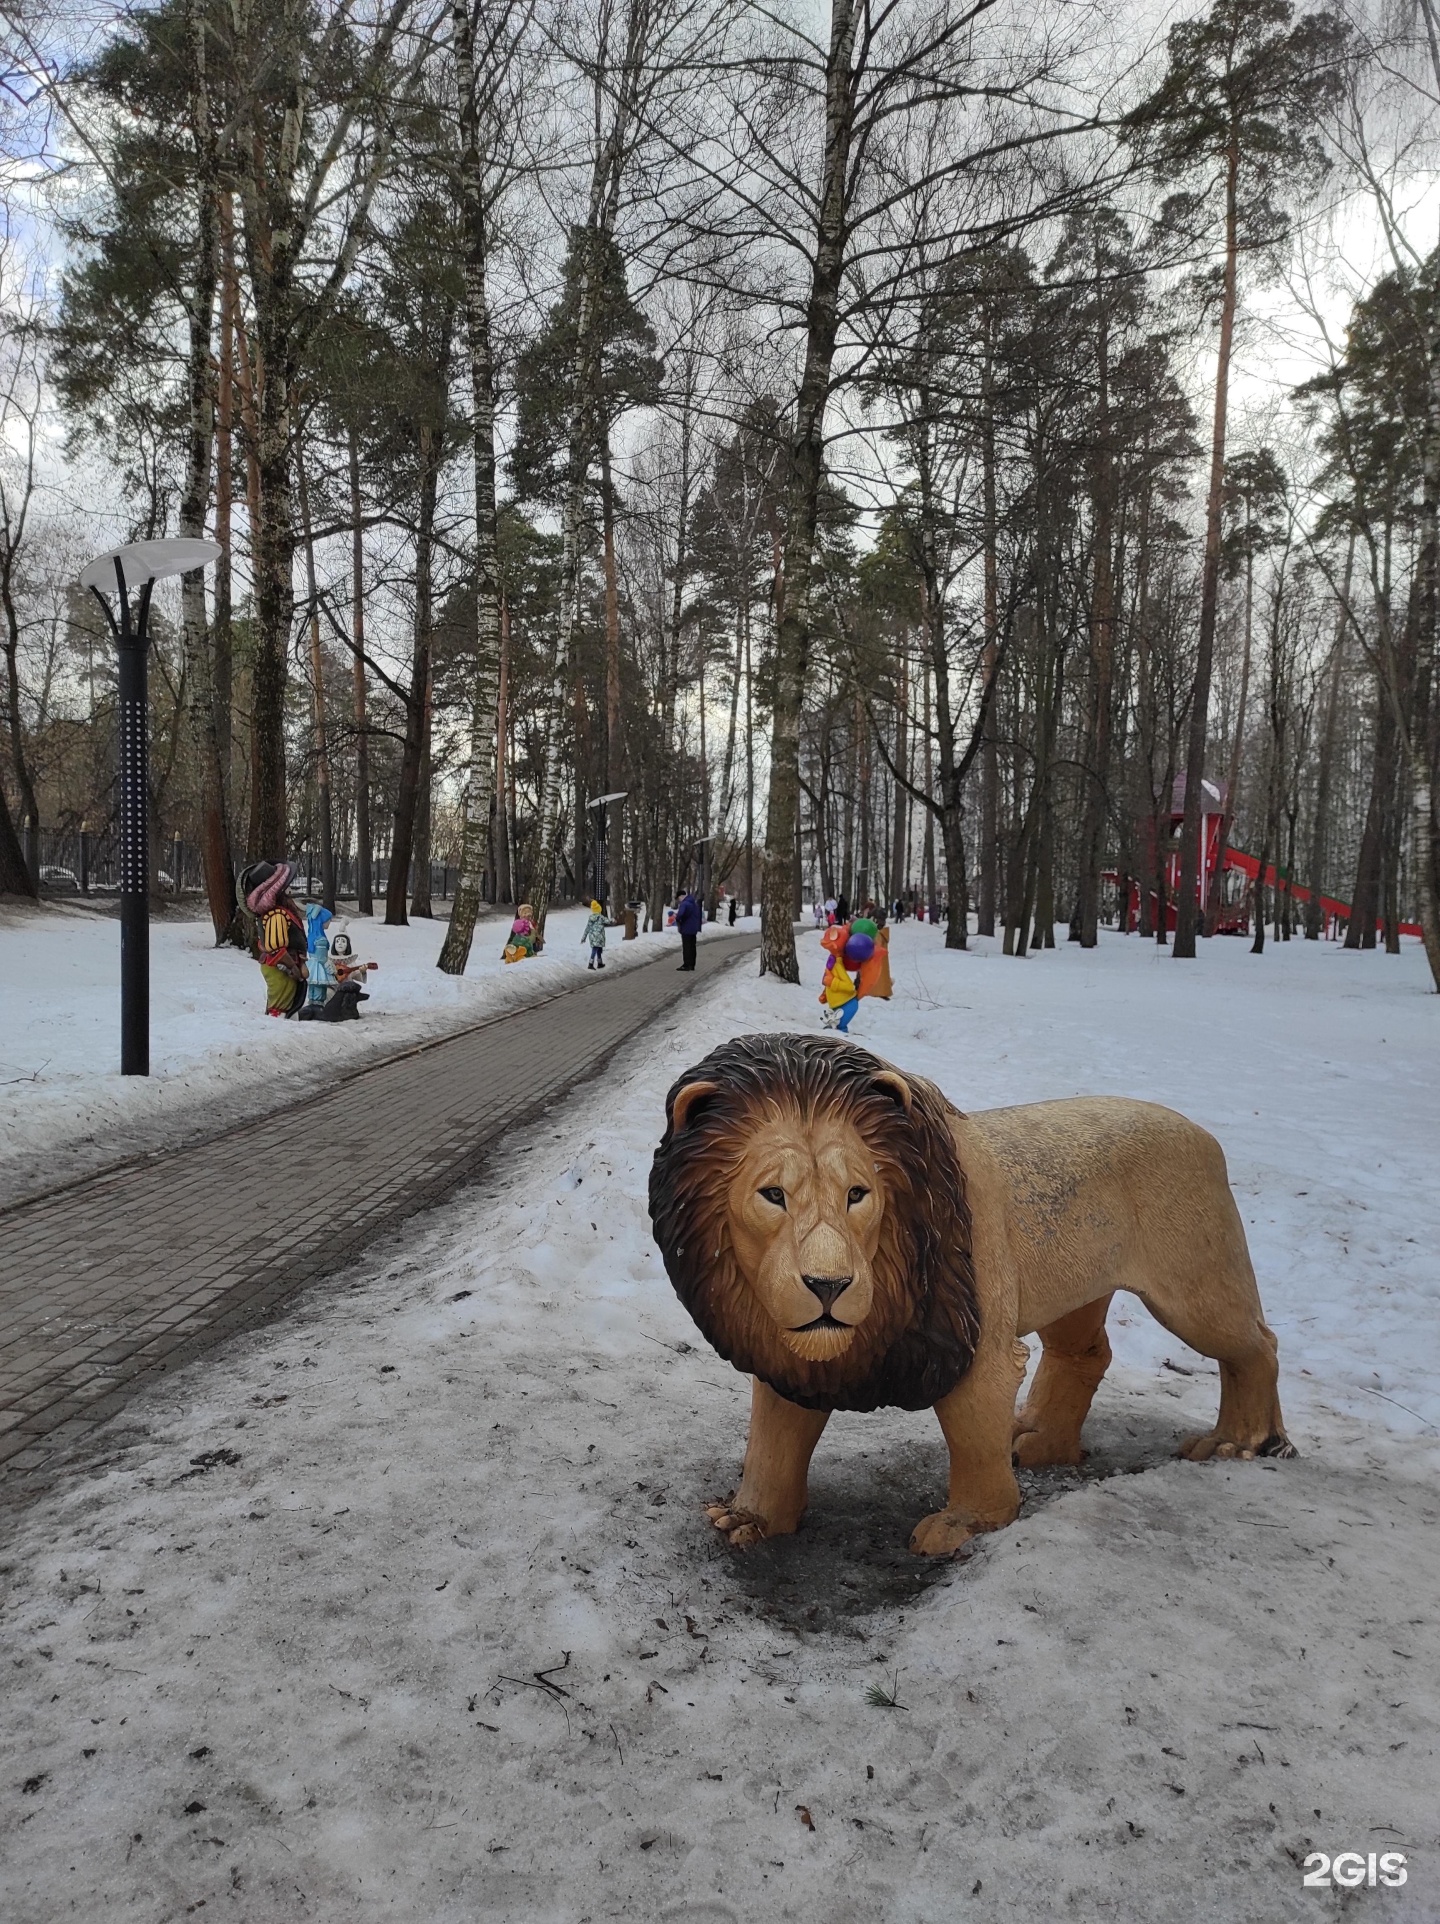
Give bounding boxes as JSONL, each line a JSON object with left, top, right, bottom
{"left": 0, "top": 931, "right": 757, "bottom": 1489}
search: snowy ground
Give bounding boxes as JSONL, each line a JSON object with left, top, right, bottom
{"left": 0, "top": 900, "right": 734, "bottom": 1201}
{"left": 2, "top": 925, "right": 1437, "bottom": 1922}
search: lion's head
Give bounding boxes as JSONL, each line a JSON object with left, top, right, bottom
{"left": 648, "top": 1034, "right": 979, "bottom": 1412}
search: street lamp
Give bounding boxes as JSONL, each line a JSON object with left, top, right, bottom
{"left": 586, "top": 791, "right": 628, "bottom": 908}
{"left": 80, "top": 538, "right": 222, "bottom": 1076}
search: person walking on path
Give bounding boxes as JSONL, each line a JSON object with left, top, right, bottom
{"left": 674, "top": 886, "right": 703, "bottom": 971}
{"left": 583, "top": 900, "right": 608, "bottom": 969}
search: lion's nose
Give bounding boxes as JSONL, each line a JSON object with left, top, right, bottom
{"left": 802, "top": 1275, "right": 852, "bottom": 1314}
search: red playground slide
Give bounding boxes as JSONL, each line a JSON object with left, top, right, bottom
{"left": 1220, "top": 847, "right": 1422, "bottom": 941}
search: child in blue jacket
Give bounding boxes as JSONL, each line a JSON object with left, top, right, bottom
{"left": 583, "top": 900, "right": 607, "bottom": 969}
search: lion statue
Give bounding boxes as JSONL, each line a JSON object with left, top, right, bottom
{"left": 648, "top": 1033, "right": 1294, "bottom": 1556}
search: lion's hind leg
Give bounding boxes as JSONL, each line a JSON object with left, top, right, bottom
{"left": 1012, "top": 1295, "right": 1113, "bottom": 1468}
{"left": 1136, "top": 1265, "right": 1295, "bottom": 1462}
{"left": 1175, "top": 1316, "right": 1296, "bottom": 1462}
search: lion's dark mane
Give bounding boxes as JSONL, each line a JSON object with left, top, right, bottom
{"left": 648, "top": 1033, "right": 979, "bottom": 1413}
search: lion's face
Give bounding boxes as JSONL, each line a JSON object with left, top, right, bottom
{"left": 724, "top": 1108, "right": 885, "bottom": 1364}
{"left": 650, "top": 1034, "right": 981, "bottom": 1414}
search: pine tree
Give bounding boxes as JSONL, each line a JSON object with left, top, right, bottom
{"left": 1130, "top": 0, "right": 1349, "bottom": 959}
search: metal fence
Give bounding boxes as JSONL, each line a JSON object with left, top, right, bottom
{"left": 23, "top": 823, "right": 468, "bottom": 905}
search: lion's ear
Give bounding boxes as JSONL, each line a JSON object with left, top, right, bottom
{"left": 669, "top": 1080, "right": 722, "bottom": 1134}
{"left": 872, "top": 1069, "right": 913, "bottom": 1115}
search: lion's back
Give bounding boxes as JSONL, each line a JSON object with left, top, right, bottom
{"left": 967, "top": 1095, "right": 1223, "bottom": 1191}
{"left": 962, "top": 1097, "right": 1241, "bottom": 1329}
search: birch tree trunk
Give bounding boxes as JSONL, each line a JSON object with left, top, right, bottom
{"left": 438, "top": 0, "right": 506, "bottom": 973}
{"left": 296, "top": 441, "right": 335, "bottom": 909}
{"left": 978, "top": 350, "right": 1000, "bottom": 938}
{"left": 350, "top": 427, "right": 374, "bottom": 915}
{"left": 386, "top": 436, "right": 439, "bottom": 926}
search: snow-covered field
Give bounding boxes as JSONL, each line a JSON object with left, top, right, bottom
{"left": 0, "top": 900, "right": 724, "bottom": 1201}
{"left": 2, "top": 925, "right": 1437, "bottom": 1922}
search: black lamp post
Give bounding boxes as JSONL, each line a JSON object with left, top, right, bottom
{"left": 81, "top": 538, "right": 221, "bottom": 1076}
{"left": 587, "top": 791, "right": 627, "bottom": 908}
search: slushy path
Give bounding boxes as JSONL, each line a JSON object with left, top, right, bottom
{"left": 0, "top": 930, "right": 758, "bottom": 1489}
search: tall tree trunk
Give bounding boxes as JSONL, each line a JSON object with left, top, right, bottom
{"left": 437, "top": 0, "right": 508, "bottom": 973}
{"left": 1, "top": 549, "right": 40, "bottom": 838}
{"left": 1305, "top": 574, "right": 1348, "bottom": 939}
{"left": 1175, "top": 130, "right": 1240, "bottom": 959}
{"left": 0, "top": 780, "right": 33, "bottom": 896}
{"left": 411, "top": 664, "right": 434, "bottom": 917}
{"left": 296, "top": 439, "right": 335, "bottom": 910}
{"left": 494, "top": 592, "right": 512, "bottom": 905}
{"left": 978, "top": 348, "right": 1000, "bottom": 937}
{"left": 1210, "top": 506, "right": 1257, "bottom": 929}
{"left": 1347, "top": 676, "right": 1393, "bottom": 950}
{"left": 180, "top": 0, "right": 235, "bottom": 944}
{"left": 889, "top": 641, "right": 908, "bottom": 902}
{"left": 1380, "top": 712, "right": 1403, "bottom": 953}
{"left": 600, "top": 426, "right": 624, "bottom": 908}
{"left": 1250, "top": 771, "right": 1270, "bottom": 955}
{"left": 528, "top": 8, "right": 648, "bottom": 940}
{"left": 350, "top": 427, "right": 373, "bottom": 914}
{"left": 1077, "top": 289, "right": 1115, "bottom": 949}
{"left": 387, "top": 434, "right": 439, "bottom": 925}
{"left": 745, "top": 599, "right": 755, "bottom": 913}
{"left": 242, "top": 188, "right": 298, "bottom": 859}
{"left": 214, "top": 193, "right": 236, "bottom": 800}
{"left": 922, "top": 655, "right": 937, "bottom": 917}
{"left": 760, "top": 0, "right": 858, "bottom": 980}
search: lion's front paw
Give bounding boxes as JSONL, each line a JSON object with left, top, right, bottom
{"left": 705, "top": 1500, "right": 768, "bottom": 1549}
{"left": 909, "top": 1507, "right": 984, "bottom": 1557}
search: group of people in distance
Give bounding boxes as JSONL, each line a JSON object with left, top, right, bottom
{"left": 233, "top": 872, "right": 775, "bottom": 1019}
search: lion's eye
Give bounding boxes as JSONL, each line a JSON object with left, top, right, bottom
{"left": 758, "top": 1185, "right": 786, "bottom": 1209}
{"left": 847, "top": 1186, "right": 870, "bottom": 1207}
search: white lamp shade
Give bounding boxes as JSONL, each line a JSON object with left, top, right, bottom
{"left": 80, "top": 538, "right": 223, "bottom": 591}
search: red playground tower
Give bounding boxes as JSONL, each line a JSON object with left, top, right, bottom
{"left": 1112, "top": 774, "right": 1420, "bottom": 939}
{"left": 1115, "top": 775, "right": 1234, "bottom": 935}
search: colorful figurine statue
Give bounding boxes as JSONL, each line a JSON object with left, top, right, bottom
{"left": 818, "top": 918, "right": 893, "bottom": 1032}
{"left": 304, "top": 903, "right": 334, "bottom": 1005}
{"left": 818, "top": 922, "right": 860, "bottom": 1031}
{"left": 504, "top": 903, "right": 539, "bottom": 963}
{"left": 327, "top": 929, "right": 376, "bottom": 1001}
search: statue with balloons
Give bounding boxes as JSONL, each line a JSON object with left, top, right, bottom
{"left": 818, "top": 915, "right": 892, "bottom": 1031}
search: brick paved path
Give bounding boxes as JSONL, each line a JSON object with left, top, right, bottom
{"left": 0, "top": 932, "right": 757, "bottom": 1485}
